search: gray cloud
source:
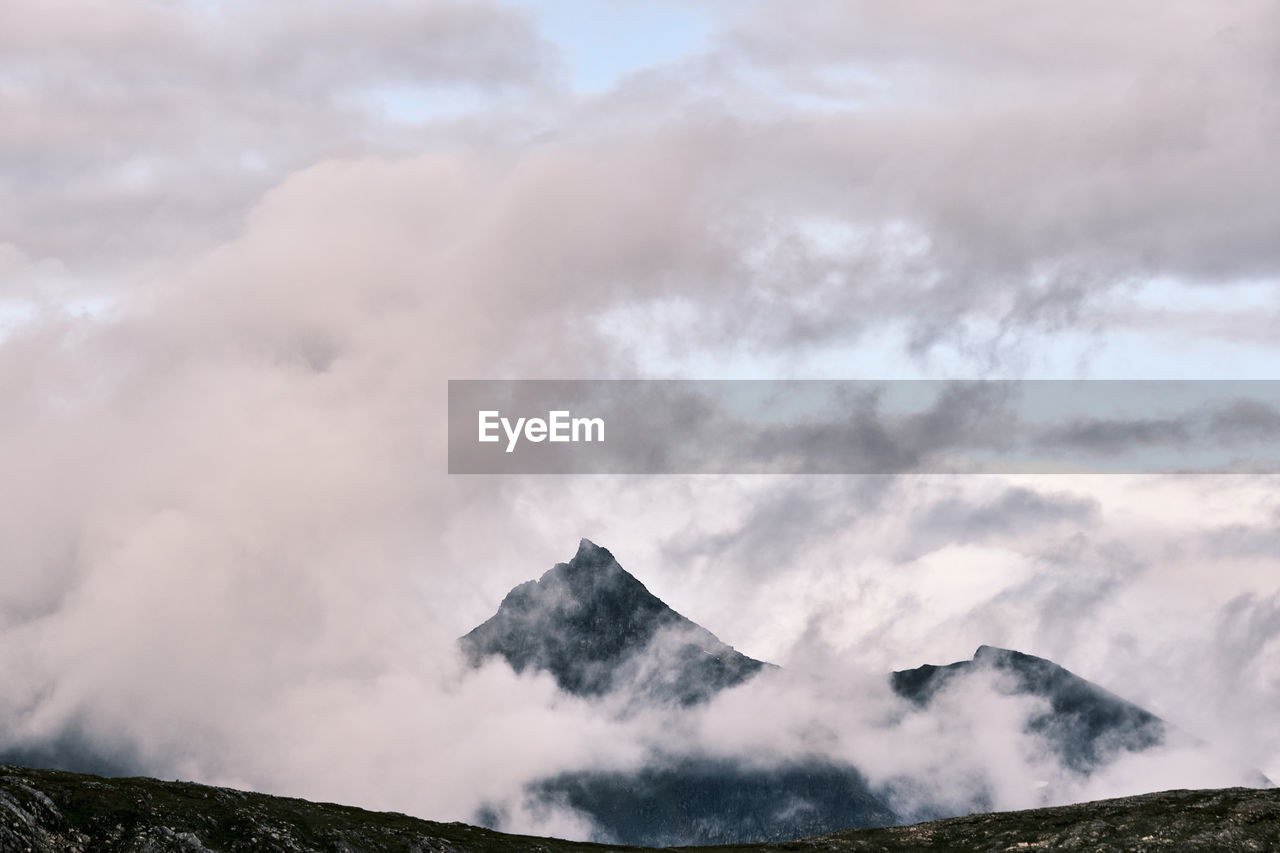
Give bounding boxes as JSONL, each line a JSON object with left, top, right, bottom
{"left": 1036, "top": 417, "right": 1194, "bottom": 456}
{"left": 7, "top": 0, "right": 1278, "bottom": 361}
{"left": 0, "top": 0, "right": 557, "bottom": 270}
{"left": 895, "top": 487, "right": 1099, "bottom": 562}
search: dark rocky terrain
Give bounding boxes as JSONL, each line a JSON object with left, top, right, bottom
{"left": 529, "top": 757, "right": 897, "bottom": 848}
{"left": 462, "top": 541, "right": 894, "bottom": 844}
{"left": 3, "top": 764, "right": 1278, "bottom": 853}
{"left": 892, "top": 644, "right": 1167, "bottom": 774}
{"left": 460, "top": 539, "right": 766, "bottom": 706}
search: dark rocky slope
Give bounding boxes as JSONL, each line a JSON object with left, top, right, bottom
{"left": 462, "top": 540, "right": 894, "bottom": 844}
{"left": 461, "top": 539, "right": 766, "bottom": 706}
{"left": 892, "top": 644, "right": 1167, "bottom": 774}
{"left": 790, "top": 786, "right": 1280, "bottom": 853}
{"left": 2, "top": 764, "right": 1278, "bottom": 853}
{"left": 529, "top": 757, "right": 897, "bottom": 848}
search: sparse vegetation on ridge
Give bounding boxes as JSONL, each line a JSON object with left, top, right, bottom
{"left": 3, "top": 764, "right": 1277, "bottom": 853}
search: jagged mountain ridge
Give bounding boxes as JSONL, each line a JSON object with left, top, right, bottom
{"left": 461, "top": 540, "right": 900, "bottom": 845}
{"left": 3, "top": 764, "right": 1279, "bottom": 853}
{"left": 461, "top": 539, "right": 1217, "bottom": 846}
{"left": 892, "top": 644, "right": 1166, "bottom": 774}
{"left": 460, "top": 539, "right": 766, "bottom": 705}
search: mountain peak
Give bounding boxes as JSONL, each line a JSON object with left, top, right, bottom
{"left": 460, "top": 541, "right": 765, "bottom": 704}
{"left": 892, "top": 645, "right": 1166, "bottom": 773}
{"left": 551, "top": 538, "right": 631, "bottom": 588}
{"left": 574, "top": 537, "right": 606, "bottom": 561}
{"left": 972, "top": 645, "right": 1027, "bottom": 667}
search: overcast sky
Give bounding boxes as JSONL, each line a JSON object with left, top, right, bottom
{"left": 1, "top": 0, "right": 1278, "bottom": 835}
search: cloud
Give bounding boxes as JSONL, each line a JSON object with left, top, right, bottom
{"left": 0, "top": 0, "right": 1276, "bottom": 842}
{"left": 894, "top": 486, "right": 1099, "bottom": 562}
{"left": 0, "top": 0, "right": 557, "bottom": 268}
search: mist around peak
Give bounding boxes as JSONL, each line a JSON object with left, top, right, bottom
{"left": 455, "top": 541, "right": 1269, "bottom": 845}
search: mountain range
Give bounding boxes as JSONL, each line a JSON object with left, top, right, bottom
{"left": 460, "top": 539, "right": 1257, "bottom": 846}
{"left": 1, "top": 538, "right": 1265, "bottom": 849}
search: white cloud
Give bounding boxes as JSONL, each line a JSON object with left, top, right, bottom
{"left": 0, "top": 0, "right": 1277, "bottom": 839}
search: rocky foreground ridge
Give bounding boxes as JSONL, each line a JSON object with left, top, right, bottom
{"left": 2, "top": 764, "right": 1278, "bottom": 853}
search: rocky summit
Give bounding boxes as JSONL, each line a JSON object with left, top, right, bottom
{"left": 459, "top": 540, "right": 896, "bottom": 845}
{"left": 892, "top": 644, "right": 1167, "bottom": 775}
{"left": 460, "top": 538, "right": 766, "bottom": 706}
{"left": 2, "top": 764, "right": 1278, "bottom": 853}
